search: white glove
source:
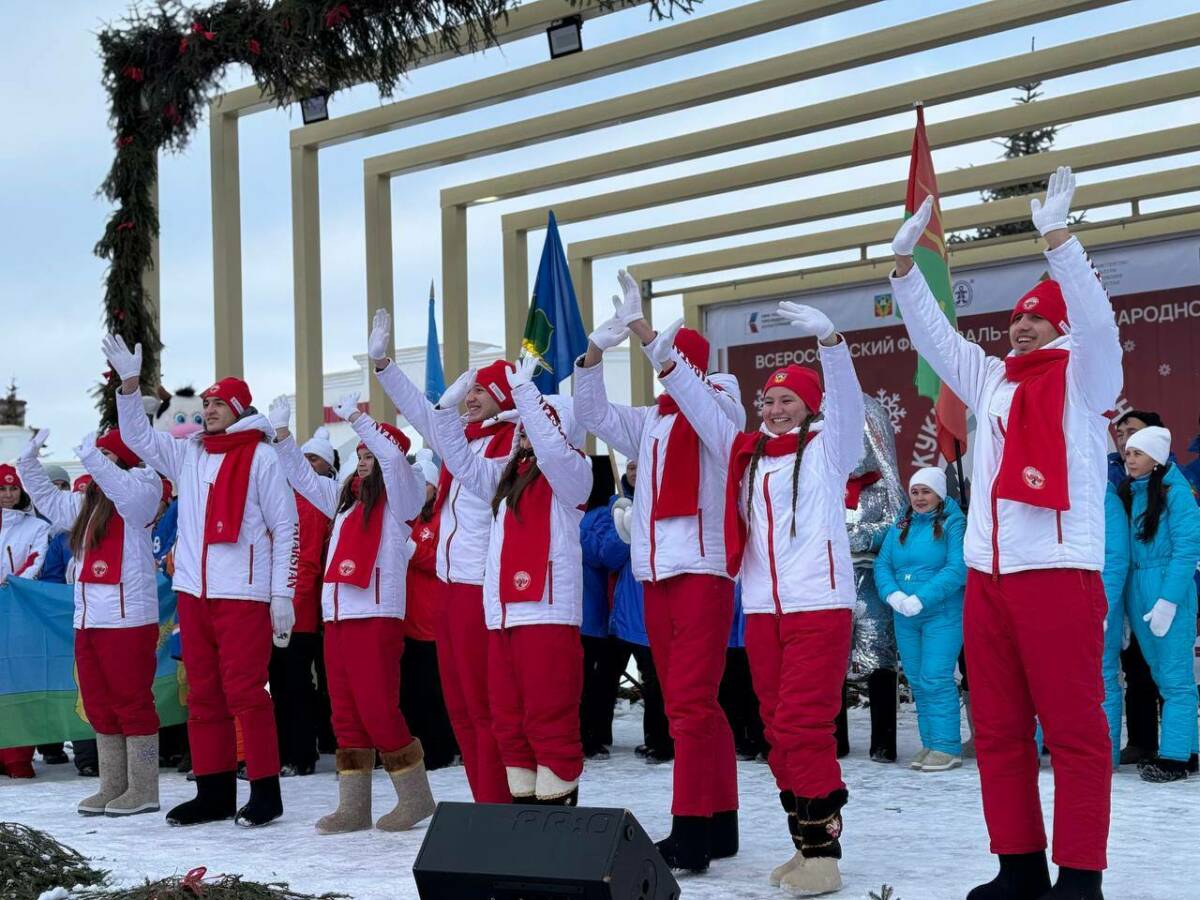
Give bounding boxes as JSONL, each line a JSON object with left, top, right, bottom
{"left": 332, "top": 391, "right": 361, "bottom": 422}
{"left": 615, "top": 269, "right": 646, "bottom": 326}
{"left": 20, "top": 428, "right": 49, "bottom": 461}
{"left": 886, "top": 592, "right": 923, "bottom": 617}
{"left": 1030, "top": 166, "right": 1075, "bottom": 237}
{"left": 270, "top": 596, "right": 295, "bottom": 648}
{"left": 1143, "top": 598, "right": 1177, "bottom": 638}
{"left": 439, "top": 369, "right": 476, "bottom": 410}
{"left": 74, "top": 432, "right": 98, "bottom": 457}
{"left": 267, "top": 395, "right": 292, "bottom": 432}
{"left": 643, "top": 318, "right": 684, "bottom": 370}
{"left": 589, "top": 296, "right": 630, "bottom": 352}
{"left": 368, "top": 308, "right": 392, "bottom": 361}
{"left": 891, "top": 195, "right": 933, "bottom": 257}
{"left": 101, "top": 333, "right": 143, "bottom": 381}
{"left": 777, "top": 301, "right": 835, "bottom": 341}
{"left": 507, "top": 355, "right": 538, "bottom": 390}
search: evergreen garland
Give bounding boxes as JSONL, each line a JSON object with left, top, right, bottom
{"left": 94, "top": 0, "right": 698, "bottom": 425}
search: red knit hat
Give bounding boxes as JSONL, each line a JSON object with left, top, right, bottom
{"left": 1011, "top": 279, "right": 1069, "bottom": 335}
{"left": 358, "top": 422, "right": 411, "bottom": 455}
{"left": 96, "top": 429, "right": 140, "bottom": 468}
{"left": 0, "top": 464, "right": 20, "bottom": 489}
{"left": 200, "top": 377, "right": 253, "bottom": 416}
{"left": 763, "top": 365, "right": 823, "bottom": 413}
{"left": 475, "top": 360, "right": 516, "bottom": 412}
{"left": 73, "top": 474, "right": 93, "bottom": 493}
{"left": 674, "top": 328, "right": 710, "bottom": 373}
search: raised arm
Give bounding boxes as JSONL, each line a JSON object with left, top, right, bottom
{"left": 104, "top": 334, "right": 189, "bottom": 481}
{"left": 16, "top": 431, "right": 80, "bottom": 531}
{"left": 510, "top": 370, "right": 592, "bottom": 510}
{"left": 76, "top": 435, "right": 161, "bottom": 529}
{"left": 348, "top": 406, "right": 425, "bottom": 528}
{"left": 367, "top": 308, "right": 444, "bottom": 452}
{"left": 655, "top": 330, "right": 739, "bottom": 464}
{"left": 272, "top": 434, "right": 338, "bottom": 518}
{"left": 814, "top": 339, "right": 867, "bottom": 477}
{"left": 432, "top": 404, "right": 505, "bottom": 503}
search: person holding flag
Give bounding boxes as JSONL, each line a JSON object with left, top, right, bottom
{"left": 889, "top": 168, "right": 1121, "bottom": 900}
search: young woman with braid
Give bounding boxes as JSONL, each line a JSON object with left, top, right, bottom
{"left": 644, "top": 303, "right": 865, "bottom": 896}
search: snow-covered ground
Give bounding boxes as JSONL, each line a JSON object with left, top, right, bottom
{"left": 3, "top": 702, "right": 1194, "bottom": 899}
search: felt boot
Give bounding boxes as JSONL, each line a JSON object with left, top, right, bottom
{"left": 78, "top": 733, "right": 127, "bottom": 816}
{"left": 770, "top": 791, "right": 805, "bottom": 887}
{"left": 967, "top": 852, "right": 1052, "bottom": 900}
{"left": 166, "top": 771, "right": 237, "bottom": 826}
{"left": 1037, "top": 868, "right": 1103, "bottom": 900}
{"left": 235, "top": 775, "right": 283, "bottom": 827}
{"left": 106, "top": 733, "right": 159, "bottom": 816}
{"left": 507, "top": 766, "right": 536, "bottom": 802}
{"left": 655, "top": 815, "right": 712, "bottom": 874}
{"left": 534, "top": 763, "right": 579, "bottom": 806}
{"left": 710, "top": 810, "right": 738, "bottom": 859}
{"left": 779, "top": 789, "right": 847, "bottom": 896}
{"left": 316, "top": 748, "right": 374, "bottom": 834}
{"left": 376, "top": 740, "right": 436, "bottom": 831}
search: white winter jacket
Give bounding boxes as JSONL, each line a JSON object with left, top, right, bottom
{"left": 376, "top": 363, "right": 511, "bottom": 586}
{"left": 661, "top": 340, "right": 865, "bottom": 615}
{"left": 435, "top": 383, "right": 591, "bottom": 631}
{"left": 19, "top": 447, "right": 161, "bottom": 629}
{"left": 273, "top": 414, "right": 423, "bottom": 622}
{"left": 573, "top": 360, "right": 745, "bottom": 584}
{"left": 889, "top": 236, "right": 1122, "bottom": 576}
{"left": 0, "top": 506, "right": 49, "bottom": 584}
{"left": 117, "top": 390, "right": 298, "bottom": 603}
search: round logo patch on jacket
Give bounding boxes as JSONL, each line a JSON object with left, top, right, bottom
{"left": 419, "top": 527, "right": 434, "bottom": 542}
{"left": 91, "top": 560, "right": 109, "bottom": 578}
{"left": 513, "top": 570, "right": 532, "bottom": 591}
{"left": 338, "top": 560, "right": 356, "bottom": 577}
{"left": 1022, "top": 466, "right": 1046, "bottom": 490}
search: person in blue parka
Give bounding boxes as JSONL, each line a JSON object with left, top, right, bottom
{"left": 1118, "top": 426, "right": 1200, "bottom": 783}
{"left": 1099, "top": 484, "right": 1131, "bottom": 769}
{"left": 874, "top": 467, "right": 967, "bottom": 772}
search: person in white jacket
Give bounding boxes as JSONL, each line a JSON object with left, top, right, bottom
{"left": 367, "top": 309, "right": 515, "bottom": 804}
{"left": 651, "top": 304, "right": 864, "bottom": 896}
{"left": 104, "top": 335, "right": 298, "bottom": 829}
{"left": 268, "top": 392, "right": 435, "bottom": 834}
{"left": 433, "top": 356, "right": 591, "bottom": 805}
{"left": 18, "top": 427, "right": 162, "bottom": 818}
{"left": 0, "top": 463, "right": 49, "bottom": 583}
{"left": 889, "top": 168, "right": 1121, "bottom": 900}
{"left": 573, "top": 271, "right": 745, "bottom": 872}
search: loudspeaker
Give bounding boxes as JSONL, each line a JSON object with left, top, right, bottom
{"left": 412, "top": 802, "right": 680, "bottom": 900}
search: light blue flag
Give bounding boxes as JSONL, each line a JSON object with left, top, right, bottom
{"left": 424, "top": 280, "right": 446, "bottom": 404}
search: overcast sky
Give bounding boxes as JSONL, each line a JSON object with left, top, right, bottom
{"left": 3, "top": 0, "right": 1197, "bottom": 455}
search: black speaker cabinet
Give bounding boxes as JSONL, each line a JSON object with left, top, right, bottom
{"left": 412, "top": 802, "right": 681, "bottom": 900}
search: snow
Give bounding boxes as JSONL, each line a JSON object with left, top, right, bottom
{"left": 2, "top": 702, "right": 1195, "bottom": 900}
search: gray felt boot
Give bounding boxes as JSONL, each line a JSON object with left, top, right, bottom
{"left": 316, "top": 748, "right": 374, "bottom": 835}
{"left": 376, "top": 740, "right": 435, "bottom": 831}
{"left": 106, "top": 733, "right": 160, "bottom": 816}
{"left": 78, "top": 734, "right": 127, "bottom": 816}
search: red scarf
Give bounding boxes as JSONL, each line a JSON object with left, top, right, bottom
{"left": 498, "top": 460, "right": 554, "bottom": 604}
{"left": 433, "top": 420, "right": 517, "bottom": 516}
{"left": 996, "top": 348, "right": 1070, "bottom": 511}
{"left": 202, "top": 430, "right": 262, "bottom": 545}
{"left": 324, "top": 477, "right": 387, "bottom": 589}
{"left": 654, "top": 394, "right": 702, "bottom": 519}
{"left": 79, "top": 511, "right": 125, "bottom": 585}
{"left": 723, "top": 429, "right": 816, "bottom": 577}
{"left": 845, "top": 471, "right": 882, "bottom": 510}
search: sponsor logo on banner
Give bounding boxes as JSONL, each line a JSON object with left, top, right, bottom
{"left": 874, "top": 293, "right": 893, "bottom": 318}
{"left": 747, "top": 312, "right": 760, "bottom": 334}
{"left": 953, "top": 280, "right": 973, "bottom": 309}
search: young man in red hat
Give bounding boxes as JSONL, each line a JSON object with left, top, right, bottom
{"left": 105, "top": 335, "right": 298, "bottom": 828}
{"left": 365, "top": 309, "right": 515, "bottom": 804}
{"left": 889, "top": 168, "right": 1121, "bottom": 900}
{"left": 574, "top": 271, "right": 746, "bottom": 872}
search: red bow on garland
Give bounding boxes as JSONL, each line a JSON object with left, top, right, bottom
{"left": 325, "top": 3, "right": 352, "bottom": 28}
{"left": 191, "top": 22, "right": 216, "bottom": 40}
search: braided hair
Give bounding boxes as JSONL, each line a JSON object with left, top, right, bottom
{"left": 1117, "top": 463, "right": 1171, "bottom": 543}
{"left": 898, "top": 500, "right": 946, "bottom": 545}
{"left": 745, "top": 414, "right": 817, "bottom": 539}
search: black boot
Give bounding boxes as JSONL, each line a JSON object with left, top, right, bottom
{"left": 166, "top": 771, "right": 237, "bottom": 826}
{"left": 1038, "top": 867, "right": 1102, "bottom": 900}
{"left": 835, "top": 685, "right": 850, "bottom": 758}
{"left": 967, "top": 851, "right": 1052, "bottom": 900}
{"left": 1139, "top": 756, "right": 1188, "bottom": 783}
{"left": 655, "top": 815, "right": 711, "bottom": 873}
{"left": 235, "top": 775, "right": 283, "bottom": 827}
{"left": 710, "top": 810, "right": 738, "bottom": 859}
{"left": 1187, "top": 753, "right": 1198, "bottom": 775}
{"left": 529, "top": 788, "right": 579, "bottom": 807}
{"left": 868, "top": 668, "right": 898, "bottom": 763}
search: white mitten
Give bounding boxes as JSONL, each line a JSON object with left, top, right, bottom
{"left": 1030, "top": 166, "right": 1076, "bottom": 237}
{"left": 891, "top": 196, "right": 933, "bottom": 257}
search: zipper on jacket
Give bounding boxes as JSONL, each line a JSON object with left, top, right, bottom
{"left": 333, "top": 583, "right": 340, "bottom": 621}
{"left": 5, "top": 546, "right": 13, "bottom": 575}
{"left": 119, "top": 584, "right": 126, "bottom": 619}
{"left": 548, "top": 561, "right": 555, "bottom": 605}
{"left": 442, "top": 483, "right": 461, "bottom": 577}
{"left": 201, "top": 484, "right": 213, "bottom": 599}
{"left": 696, "top": 509, "right": 706, "bottom": 558}
{"left": 375, "top": 568, "right": 381, "bottom": 605}
{"left": 1056, "top": 511, "right": 1064, "bottom": 544}
{"left": 826, "top": 540, "right": 836, "bottom": 591}
{"left": 649, "top": 438, "right": 660, "bottom": 581}
{"left": 81, "top": 582, "right": 87, "bottom": 628}
{"left": 763, "top": 473, "right": 781, "bottom": 615}
{"left": 248, "top": 545, "right": 254, "bottom": 585}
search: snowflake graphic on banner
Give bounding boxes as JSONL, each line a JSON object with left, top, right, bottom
{"left": 1122, "top": 339, "right": 1136, "bottom": 353}
{"left": 1158, "top": 363, "right": 1171, "bottom": 377}
{"left": 874, "top": 389, "right": 907, "bottom": 435}
{"left": 753, "top": 388, "right": 765, "bottom": 414}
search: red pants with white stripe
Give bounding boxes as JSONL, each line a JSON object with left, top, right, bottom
{"left": 964, "top": 568, "right": 1111, "bottom": 871}
{"left": 436, "top": 581, "right": 511, "bottom": 802}
{"left": 745, "top": 608, "right": 852, "bottom": 800}
{"left": 488, "top": 624, "right": 584, "bottom": 784}
{"left": 324, "top": 617, "right": 412, "bottom": 751}
{"left": 644, "top": 573, "right": 737, "bottom": 817}
{"left": 177, "top": 593, "right": 279, "bottom": 780}
{"left": 75, "top": 624, "right": 160, "bottom": 737}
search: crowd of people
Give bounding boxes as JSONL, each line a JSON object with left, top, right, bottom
{"left": 1, "top": 167, "right": 1198, "bottom": 900}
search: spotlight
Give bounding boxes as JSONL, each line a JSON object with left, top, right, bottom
{"left": 299, "top": 92, "right": 329, "bottom": 125}
{"left": 546, "top": 15, "right": 583, "bottom": 59}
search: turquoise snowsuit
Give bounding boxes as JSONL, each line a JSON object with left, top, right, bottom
{"left": 875, "top": 497, "right": 967, "bottom": 755}
{"left": 1100, "top": 485, "right": 1131, "bottom": 767}
{"left": 1124, "top": 464, "right": 1200, "bottom": 762}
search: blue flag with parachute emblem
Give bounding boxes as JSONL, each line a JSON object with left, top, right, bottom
{"left": 522, "top": 211, "right": 587, "bottom": 394}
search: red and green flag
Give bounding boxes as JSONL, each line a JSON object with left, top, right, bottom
{"left": 904, "top": 105, "right": 968, "bottom": 463}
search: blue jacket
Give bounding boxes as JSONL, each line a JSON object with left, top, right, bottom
{"left": 580, "top": 501, "right": 627, "bottom": 638}
{"left": 1183, "top": 435, "right": 1200, "bottom": 495}
{"left": 1125, "top": 464, "right": 1200, "bottom": 608}
{"left": 874, "top": 497, "right": 967, "bottom": 616}
{"left": 40, "top": 532, "right": 73, "bottom": 584}
{"left": 728, "top": 582, "right": 745, "bottom": 649}
{"left": 1102, "top": 484, "right": 1130, "bottom": 610}
{"left": 152, "top": 499, "right": 178, "bottom": 568}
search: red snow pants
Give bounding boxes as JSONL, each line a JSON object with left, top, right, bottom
{"left": 745, "top": 608, "right": 852, "bottom": 800}
{"left": 488, "top": 624, "right": 584, "bottom": 784}
{"left": 177, "top": 593, "right": 279, "bottom": 780}
{"left": 643, "top": 573, "right": 737, "bottom": 817}
{"left": 436, "top": 581, "right": 511, "bottom": 802}
{"left": 0, "top": 746, "right": 35, "bottom": 777}
{"left": 75, "top": 624, "right": 160, "bottom": 737}
{"left": 324, "top": 617, "right": 412, "bottom": 752}
{"left": 964, "top": 568, "right": 1111, "bottom": 871}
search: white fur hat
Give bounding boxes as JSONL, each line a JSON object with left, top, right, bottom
{"left": 1126, "top": 426, "right": 1172, "bottom": 466}
{"left": 909, "top": 466, "right": 947, "bottom": 500}
{"left": 300, "top": 426, "right": 336, "bottom": 468}
{"left": 414, "top": 448, "right": 439, "bottom": 486}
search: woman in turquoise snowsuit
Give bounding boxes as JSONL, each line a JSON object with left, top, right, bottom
{"left": 1119, "top": 426, "right": 1200, "bottom": 783}
{"left": 875, "top": 467, "right": 967, "bottom": 771}
{"left": 1099, "top": 485, "right": 1130, "bottom": 768}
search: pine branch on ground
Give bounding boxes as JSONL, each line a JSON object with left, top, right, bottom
{"left": 869, "top": 886, "right": 899, "bottom": 900}
{"left": 73, "top": 870, "right": 351, "bottom": 900}
{"left": 0, "top": 822, "right": 109, "bottom": 899}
